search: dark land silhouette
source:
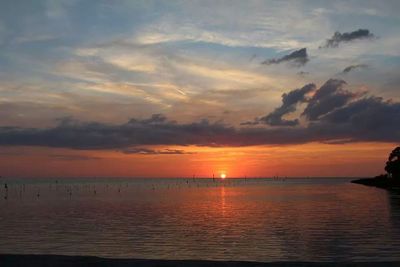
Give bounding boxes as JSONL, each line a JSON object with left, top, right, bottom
{"left": 1, "top": 254, "right": 400, "bottom": 267}
{"left": 352, "top": 146, "right": 400, "bottom": 189}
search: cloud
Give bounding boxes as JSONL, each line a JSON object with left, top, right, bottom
{"left": 240, "top": 120, "right": 261, "bottom": 126}
{"left": 121, "top": 148, "right": 195, "bottom": 155}
{"left": 297, "top": 71, "right": 309, "bottom": 76}
{"left": 302, "top": 79, "right": 355, "bottom": 120}
{"left": 342, "top": 64, "right": 368, "bottom": 74}
{"left": 244, "top": 79, "right": 400, "bottom": 143}
{"left": 130, "top": 2, "right": 329, "bottom": 51}
{"left": 0, "top": 151, "right": 25, "bottom": 156}
{"left": 50, "top": 154, "right": 102, "bottom": 161}
{"left": 321, "top": 29, "right": 375, "bottom": 48}
{"left": 0, "top": 80, "right": 399, "bottom": 148}
{"left": 0, "top": 115, "right": 237, "bottom": 149}
{"left": 308, "top": 96, "right": 400, "bottom": 143}
{"left": 0, "top": 119, "right": 304, "bottom": 148}
{"left": 257, "top": 83, "right": 316, "bottom": 126}
{"left": 262, "top": 48, "right": 309, "bottom": 67}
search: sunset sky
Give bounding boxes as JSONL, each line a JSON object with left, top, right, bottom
{"left": 0, "top": 0, "right": 399, "bottom": 178}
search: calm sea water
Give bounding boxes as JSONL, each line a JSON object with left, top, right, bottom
{"left": 1, "top": 178, "right": 400, "bottom": 262}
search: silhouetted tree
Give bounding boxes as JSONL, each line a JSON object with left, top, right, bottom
{"left": 385, "top": 147, "right": 400, "bottom": 178}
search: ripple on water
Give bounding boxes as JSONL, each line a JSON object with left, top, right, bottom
{"left": 1, "top": 178, "right": 400, "bottom": 262}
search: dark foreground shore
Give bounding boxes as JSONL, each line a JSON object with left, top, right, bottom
{"left": 1, "top": 255, "right": 400, "bottom": 267}
{"left": 351, "top": 177, "right": 400, "bottom": 190}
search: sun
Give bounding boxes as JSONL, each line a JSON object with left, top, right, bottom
{"left": 220, "top": 173, "right": 226, "bottom": 179}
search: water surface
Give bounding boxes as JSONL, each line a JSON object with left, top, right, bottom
{"left": 1, "top": 178, "right": 399, "bottom": 262}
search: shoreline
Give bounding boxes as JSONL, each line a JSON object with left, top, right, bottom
{"left": 351, "top": 177, "right": 400, "bottom": 190}
{"left": 1, "top": 254, "right": 400, "bottom": 267}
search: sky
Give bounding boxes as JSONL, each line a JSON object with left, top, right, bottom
{"left": 0, "top": 0, "right": 400, "bottom": 178}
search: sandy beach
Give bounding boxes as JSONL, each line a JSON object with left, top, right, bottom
{"left": 1, "top": 255, "right": 400, "bottom": 267}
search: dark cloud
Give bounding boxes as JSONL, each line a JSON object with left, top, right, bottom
{"left": 0, "top": 115, "right": 237, "bottom": 149}
{"left": 0, "top": 80, "right": 399, "bottom": 148}
{"left": 0, "top": 151, "right": 25, "bottom": 156}
{"left": 342, "top": 64, "right": 368, "bottom": 74}
{"left": 50, "top": 154, "right": 102, "bottom": 161}
{"left": 322, "top": 96, "right": 399, "bottom": 128}
{"left": 244, "top": 80, "right": 400, "bottom": 143}
{"left": 321, "top": 29, "right": 375, "bottom": 48}
{"left": 297, "top": 71, "right": 309, "bottom": 76}
{"left": 308, "top": 96, "right": 400, "bottom": 143}
{"left": 262, "top": 48, "right": 309, "bottom": 67}
{"left": 258, "top": 83, "right": 316, "bottom": 126}
{"left": 302, "top": 79, "right": 355, "bottom": 120}
{"left": 121, "top": 148, "right": 195, "bottom": 155}
{"left": 240, "top": 120, "right": 260, "bottom": 126}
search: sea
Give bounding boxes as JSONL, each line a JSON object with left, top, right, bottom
{"left": 1, "top": 177, "right": 400, "bottom": 262}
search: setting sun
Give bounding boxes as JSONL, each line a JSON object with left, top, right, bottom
{"left": 220, "top": 173, "right": 226, "bottom": 179}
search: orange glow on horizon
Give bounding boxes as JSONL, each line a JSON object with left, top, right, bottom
{"left": 0, "top": 142, "right": 397, "bottom": 178}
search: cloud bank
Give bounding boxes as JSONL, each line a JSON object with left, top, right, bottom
{"left": 0, "top": 80, "right": 399, "bottom": 149}
{"left": 243, "top": 78, "right": 400, "bottom": 142}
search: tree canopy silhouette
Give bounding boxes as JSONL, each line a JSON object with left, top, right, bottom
{"left": 385, "top": 146, "right": 400, "bottom": 178}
